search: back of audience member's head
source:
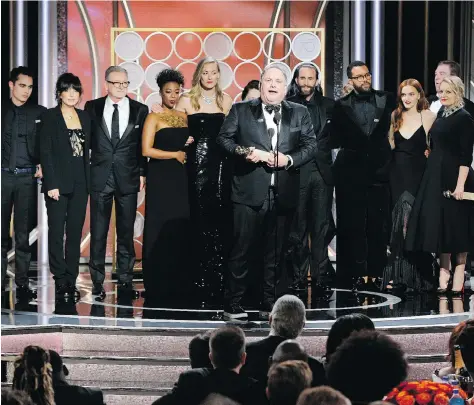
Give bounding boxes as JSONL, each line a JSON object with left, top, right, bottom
{"left": 325, "top": 314, "right": 375, "bottom": 362}
{"left": 456, "top": 319, "right": 474, "bottom": 375}
{"left": 326, "top": 330, "right": 408, "bottom": 404}
{"left": 48, "top": 349, "right": 69, "bottom": 379}
{"left": 200, "top": 393, "right": 242, "bottom": 405}
{"left": 446, "top": 320, "right": 469, "bottom": 367}
{"left": 12, "top": 346, "right": 55, "bottom": 405}
{"left": 297, "top": 386, "right": 351, "bottom": 405}
{"left": 1, "top": 390, "right": 35, "bottom": 405}
{"left": 272, "top": 340, "right": 309, "bottom": 365}
{"left": 267, "top": 360, "right": 312, "bottom": 405}
{"left": 270, "top": 295, "right": 306, "bottom": 339}
{"left": 189, "top": 330, "right": 213, "bottom": 368}
{"left": 209, "top": 326, "right": 246, "bottom": 370}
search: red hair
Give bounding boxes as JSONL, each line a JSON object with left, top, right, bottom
{"left": 392, "top": 79, "right": 429, "bottom": 132}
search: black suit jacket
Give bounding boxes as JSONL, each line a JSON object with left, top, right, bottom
{"left": 84, "top": 96, "right": 148, "bottom": 194}
{"left": 39, "top": 106, "right": 91, "bottom": 194}
{"left": 217, "top": 98, "right": 317, "bottom": 209}
{"left": 240, "top": 335, "right": 327, "bottom": 388}
{"left": 1, "top": 99, "right": 47, "bottom": 164}
{"left": 321, "top": 90, "right": 396, "bottom": 187}
{"left": 53, "top": 380, "right": 104, "bottom": 405}
{"left": 153, "top": 368, "right": 265, "bottom": 405}
{"left": 286, "top": 92, "right": 335, "bottom": 185}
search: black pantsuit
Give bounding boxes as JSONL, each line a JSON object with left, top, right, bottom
{"left": 1, "top": 172, "right": 37, "bottom": 286}
{"left": 89, "top": 173, "right": 137, "bottom": 284}
{"left": 217, "top": 99, "right": 316, "bottom": 308}
{"left": 84, "top": 96, "right": 148, "bottom": 286}
{"left": 39, "top": 107, "right": 91, "bottom": 286}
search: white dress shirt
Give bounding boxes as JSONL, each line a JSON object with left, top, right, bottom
{"left": 262, "top": 104, "right": 292, "bottom": 185}
{"left": 104, "top": 96, "right": 130, "bottom": 138}
{"left": 430, "top": 99, "right": 442, "bottom": 114}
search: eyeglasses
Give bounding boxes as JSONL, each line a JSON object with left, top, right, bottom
{"left": 351, "top": 73, "right": 372, "bottom": 82}
{"left": 106, "top": 80, "right": 130, "bottom": 88}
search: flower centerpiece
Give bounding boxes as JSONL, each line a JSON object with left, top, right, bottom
{"left": 384, "top": 381, "right": 468, "bottom": 405}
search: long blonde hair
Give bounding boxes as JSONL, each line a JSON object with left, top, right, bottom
{"left": 188, "top": 57, "right": 224, "bottom": 112}
{"left": 12, "top": 346, "right": 56, "bottom": 405}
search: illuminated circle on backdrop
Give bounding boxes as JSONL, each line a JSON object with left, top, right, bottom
{"left": 174, "top": 31, "right": 203, "bottom": 61}
{"left": 291, "top": 32, "right": 321, "bottom": 61}
{"left": 145, "top": 91, "right": 162, "bottom": 110}
{"left": 218, "top": 61, "right": 233, "bottom": 90}
{"left": 144, "top": 32, "right": 174, "bottom": 62}
{"left": 233, "top": 61, "right": 262, "bottom": 90}
{"left": 119, "top": 61, "right": 145, "bottom": 91}
{"left": 114, "top": 31, "right": 144, "bottom": 61}
{"left": 262, "top": 32, "right": 292, "bottom": 62}
{"left": 232, "top": 31, "right": 263, "bottom": 62}
{"left": 203, "top": 32, "right": 233, "bottom": 61}
{"left": 264, "top": 61, "right": 292, "bottom": 86}
{"left": 134, "top": 211, "right": 144, "bottom": 238}
{"left": 291, "top": 61, "right": 321, "bottom": 81}
{"left": 127, "top": 91, "right": 144, "bottom": 103}
{"left": 176, "top": 61, "right": 198, "bottom": 91}
{"left": 145, "top": 62, "right": 171, "bottom": 91}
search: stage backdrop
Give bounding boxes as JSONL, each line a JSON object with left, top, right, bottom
{"left": 66, "top": 0, "right": 328, "bottom": 270}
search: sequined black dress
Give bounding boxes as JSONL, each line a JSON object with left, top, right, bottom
{"left": 186, "top": 113, "right": 230, "bottom": 308}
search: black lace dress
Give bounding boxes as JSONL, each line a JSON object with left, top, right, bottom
{"left": 186, "top": 113, "right": 231, "bottom": 308}
{"left": 382, "top": 124, "right": 436, "bottom": 292}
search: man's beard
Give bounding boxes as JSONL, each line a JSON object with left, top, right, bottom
{"left": 298, "top": 84, "right": 315, "bottom": 97}
{"left": 353, "top": 83, "right": 372, "bottom": 93}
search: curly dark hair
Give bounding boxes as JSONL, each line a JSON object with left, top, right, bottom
{"left": 242, "top": 79, "right": 260, "bottom": 101}
{"left": 156, "top": 69, "right": 185, "bottom": 90}
{"left": 325, "top": 314, "right": 375, "bottom": 362}
{"left": 326, "top": 330, "right": 408, "bottom": 404}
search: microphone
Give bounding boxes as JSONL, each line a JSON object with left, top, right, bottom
{"left": 273, "top": 111, "right": 281, "bottom": 125}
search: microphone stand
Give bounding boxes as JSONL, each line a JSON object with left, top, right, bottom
{"left": 272, "top": 111, "right": 281, "bottom": 306}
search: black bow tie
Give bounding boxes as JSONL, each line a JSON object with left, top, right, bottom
{"left": 264, "top": 104, "right": 281, "bottom": 114}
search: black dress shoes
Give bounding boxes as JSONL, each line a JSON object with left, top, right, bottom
{"left": 16, "top": 284, "right": 37, "bottom": 299}
{"left": 311, "top": 282, "right": 332, "bottom": 297}
{"left": 223, "top": 304, "right": 248, "bottom": 320}
{"left": 117, "top": 282, "right": 139, "bottom": 299}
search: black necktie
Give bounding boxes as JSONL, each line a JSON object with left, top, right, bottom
{"left": 111, "top": 104, "right": 120, "bottom": 148}
{"left": 264, "top": 104, "right": 281, "bottom": 114}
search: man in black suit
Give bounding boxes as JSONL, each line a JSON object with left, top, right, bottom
{"left": 1, "top": 67, "right": 46, "bottom": 297}
{"left": 286, "top": 63, "right": 336, "bottom": 295}
{"left": 49, "top": 349, "right": 104, "bottom": 405}
{"left": 240, "top": 294, "right": 326, "bottom": 387}
{"left": 153, "top": 326, "right": 264, "bottom": 405}
{"left": 217, "top": 66, "right": 317, "bottom": 319}
{"left": 322, "top": 61, "right": 395, "bottom": 291}
{"left": 428, "top": 60, "right": 474, "bottom": 117}
{"left": 85, "top": 66, "right": 148, "bottom": 297}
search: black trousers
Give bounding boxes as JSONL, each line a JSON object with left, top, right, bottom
{"left": 225, "top": 189, "right": 292, "bottom": 307}
{"left": 89, "top": 172, "right": 137, "bottom": 285}
{"left": 289, "top": 167, "right": 336, "bottom": 286}
{"left": 335, "top": 183, "right": 390, "bottom": 283}
{"left": 1, "top": 171, "right": 37, "bottom": 287}
{"left": 45, "top": 180, "right": 88, "bottom": 286}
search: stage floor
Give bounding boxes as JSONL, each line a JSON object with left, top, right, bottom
{"left": 1, "top": 268, "right": 473, "bottom": 330}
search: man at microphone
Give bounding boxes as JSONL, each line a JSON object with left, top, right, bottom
{"left": 217, "top": 65, "right": 317, "bottom": 320}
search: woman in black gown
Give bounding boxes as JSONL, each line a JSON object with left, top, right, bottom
{"left": 175, "top": 57, "right": 233, "bottom": 308}
{"left": 382, "top": 79, "right": 437, "bottom": 293}
{"left": 142, "top": 69, "right": 194, "bottom": 307}
{"left": 406, "top": 76, "right": 474, "bottom": 295}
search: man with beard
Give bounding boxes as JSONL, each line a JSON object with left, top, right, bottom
{"left": 286, "top": 63, "right": 336, "bottom": 296}
{"left": 321, "top": 61, "right": 395, "bottom": 291}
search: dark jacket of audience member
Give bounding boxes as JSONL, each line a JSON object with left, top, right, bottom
{"left": 326, "top": 331, "right": 407, "bottom": 404}
{"left": 154, "top": 327, "right": 265, "bottom": 405}
{"left": 1, "top": 390, "right": 34, "bottom": 405}
{"left": 49, "top": 350, "right": 104, "bottom": 405}
{"left": 241, "top": 295, "right": 326, "bottom": 387}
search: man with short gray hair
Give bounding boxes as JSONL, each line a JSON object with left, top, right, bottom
{"left": 240, "top": 295, "right": 326, "bottom": 387}
{"left": 218, "top": 67, "right": 316, "bottom": 320}
{"left": 85, "top": 65, "right": 149, "bottom": 298}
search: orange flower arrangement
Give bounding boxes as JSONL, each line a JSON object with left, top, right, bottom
{"left": 385, "top": 381, "right": 468, "bottom": 405}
